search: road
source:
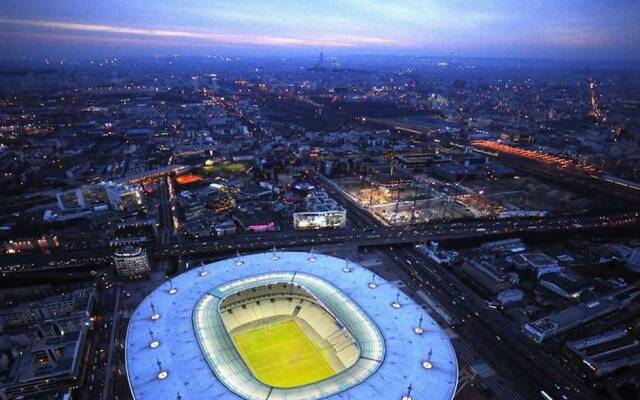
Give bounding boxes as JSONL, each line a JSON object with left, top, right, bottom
{"left": 388, "top": 246, "right": 597, "bottom": 400}
{"left": 154, "top": 211, "right": 638, "bottom": 257}
{"left": 371, "top": 248, "right": 525, "bottom": 400}
{"left": 101, "top": 287, "right": 121, "bottom": 400}
{"left": 320, "top": 172, "right": 601, "bottom": 400}
{"left": 157, "top": 177, "right": 175, "bottom": 245}
{"left": 1, "top": 211, "right": 637, "bottom": 272}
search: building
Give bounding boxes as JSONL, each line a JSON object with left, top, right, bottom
{"left": 497, "top": 288, "right": 524, "bottom": 304}
{"left": 0, "top": 288, "right": 95, "bottom": 330}
{"left": 461, "top": 259, "right": 518, "bottom": 294}
{"left": 626, "top": 247, "right": 640, "bottom": 273}
{"left": 430, "top": 163, "right": 478, "bottom": 181}
{"left": 293, "top": 191, "right": 346, "bottom": 230}
{"left": 0, "top": 330, "right": 88, "bottom": 400}
{"left": 394, "top": 154, "right": 437, "bottom": 171}
{"left": 232, "top": 210, "right": 279, "bottom": 233}
{"left": 110, "top": 183, "right": 144, "bottom": 209}
{"left": 513, "top": 252, "right": 562, "bottom": 278}
{"left": 55, "top": 182, "right": 143, "bottom": 212}
{"left": 417, "top": 242, "right": 460, "bottom": 266}
{"left": 524, "top": 285, "right": 640, "bottom": 343}
{"left": 213, "top": 220, "right": 237, "bottom": 237}
{"left": 293, "top": 210, "right": 346, "bottom": 230}
{"left": 481, "top": 238, "right": 527, "bottom": 255}
{"left": 539, "top": 271, "right": 591, "bottom": 300}
{"left": 113, "top": 246, "right": 150, "bottom": 278}
{"left": 0, "top": 288, "right": 94, "bottom": 399}
{"left": 125, "top": 252, "right": 458, "bottom": 400}
{"left": 566, "top": 328, "right": 640, "bottom": 378}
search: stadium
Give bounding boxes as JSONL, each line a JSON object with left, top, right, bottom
{"left": 125, "top": 251, "right": 458, "bottom": 399}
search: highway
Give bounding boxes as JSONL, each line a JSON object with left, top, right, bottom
{"left": 153, "top": 211, "right": 638, "bottom": 257}
{"left": 157, "top": 177, "right": 174, "bottom": 246}
{"left": 1, "top": 211, "right": 637, "bottom": 271}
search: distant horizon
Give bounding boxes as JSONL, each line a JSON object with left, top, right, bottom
{"left": 1, "top": 52, "right": 639, "bottom": 71}
{"left": 1, "top": 1, "right": 639, "bottom": 62}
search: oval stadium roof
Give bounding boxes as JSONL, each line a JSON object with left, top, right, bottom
{"left": 125, "top": 251, "right": 458, "bottom": 400}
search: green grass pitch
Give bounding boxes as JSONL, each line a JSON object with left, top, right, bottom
{"left": 232, "top": 319, "right": 336, "bottom": 388}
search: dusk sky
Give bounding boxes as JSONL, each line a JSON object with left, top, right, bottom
{"left": 1, "top": 0, "right": 639, "bottom": 60}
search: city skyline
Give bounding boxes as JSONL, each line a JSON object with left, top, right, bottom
{"left": 1, "top": 3, "right": 640, "bottom": 400}
{"left": 1, "top": 0, "right": 639, "bottom": 60}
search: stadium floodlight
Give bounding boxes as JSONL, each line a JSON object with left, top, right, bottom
{"left": 368, "top": 272, "right": 377, "bottom": 289}
{"left": 422, "top": 348, "right": 433, "bottom": 369}
{"left": 235, "top": 251, "right": 244, "bottom": 266}
{"left": 149, "top": 329, "right": 160, "bottom": 348}
{"left": 401, "top": 383, "right": 413, "bottom": 400}
{"left": 150, "top": 303, "right": 160, "bottom": 321}
{"left": 271, "top": 245, "right": 280, "bottom": 261}
{"left": 342, "top": 259, "right": 352, "bottom": 273}
{"left": 307, "top": 247, "right": 317, "bottom": 262}
{"left": 168, "top": 278, "right": 177, "bottom": 294}
{"left": 156, "top": 359, "right": 168, "bottom": 380}
{"left": 391, "top": 290, "right": 401, "bottom": 308}
{"left": 414, "top": 315, "right": 424, "bottom": 335}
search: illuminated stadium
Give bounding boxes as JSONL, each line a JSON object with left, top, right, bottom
{"left": 125, "top": 252, "right": 458, "bottom": 400}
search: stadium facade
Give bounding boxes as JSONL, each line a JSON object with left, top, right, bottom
{"left": 125, "top": 252, "right": 458, "bottom": 400}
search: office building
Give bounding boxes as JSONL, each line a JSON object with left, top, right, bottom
{"left": 113, "top": 246, "right": 151, "bottom": 278}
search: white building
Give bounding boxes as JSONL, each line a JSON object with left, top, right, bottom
{"left": 293, "top": 191, "right": 346, "bottom": 230}
{"left": 56, "top": 182, "right": 142, "bottom": 211}
{"left": 113, "top": 246, "right": 150, "bottom": 278}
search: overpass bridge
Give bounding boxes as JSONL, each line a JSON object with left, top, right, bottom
{"left": 1, "top": 212, "right": 638, "bottom": 274}
{"left": 151, "top": 212, "right": 638, "bottom": 258}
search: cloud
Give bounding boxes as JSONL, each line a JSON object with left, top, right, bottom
{"left": 0, "top": 17, "right": 396, "bottom": 48}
